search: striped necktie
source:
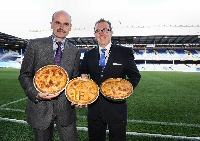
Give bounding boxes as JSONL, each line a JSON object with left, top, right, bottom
{"left": 55, "top": 42, "right": 62, "bottom": 66}
{"left": 100, "top": 48, "right": 107, "bottom": 71}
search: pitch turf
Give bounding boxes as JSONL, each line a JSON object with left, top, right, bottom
{"left": 0, "top": 68, "right": 200, "bottom": 141}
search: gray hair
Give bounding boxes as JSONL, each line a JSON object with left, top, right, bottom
{"left": 94, "top": 18, "right": 112, "bottom": 31}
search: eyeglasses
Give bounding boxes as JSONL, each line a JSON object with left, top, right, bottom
{"left": 94, "top": 28, "right": 111, "bottom": 34}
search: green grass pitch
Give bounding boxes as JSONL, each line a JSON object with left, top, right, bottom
{"left": 0, "top": 68, "right": 200, "bottom": 141}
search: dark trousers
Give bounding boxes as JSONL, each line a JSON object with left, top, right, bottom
{"left": 33, "top": 121, "right": 78, "bottom": 141}
{"left": 88, "top": 116, "right": 126, "bottom": 141}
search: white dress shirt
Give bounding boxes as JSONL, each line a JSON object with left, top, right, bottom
{"left": 99, "top": 42, "right": 111, "bottom": 64}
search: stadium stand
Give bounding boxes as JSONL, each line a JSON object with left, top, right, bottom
{"left": 0, "top": 26, "right": 200, "bottom": 71}
{"left": 133, "top": 47, "right": 200, "bottom": 72}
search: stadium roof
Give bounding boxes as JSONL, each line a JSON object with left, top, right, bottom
{"left": 67, "top": 35, "right": 200, "bottom": 47}
{"left": 0, "top": 31, "right": 200, "bottom": 50}
{"left": 0, "top": 32, "right": 27, "bottom": 49}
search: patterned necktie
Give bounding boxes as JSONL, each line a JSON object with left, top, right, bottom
{"left": 55, "top": 42, "right": 62, "bottom": 66}
{"left": 100, "top": 48, "right": 107, "bottom": 71}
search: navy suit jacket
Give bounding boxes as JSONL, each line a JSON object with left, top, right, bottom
{"left": 80, "top": 44, "right": 141, "bottom": 124}
{"left": 18, "top": 36, "right": 81, "bottom": 130}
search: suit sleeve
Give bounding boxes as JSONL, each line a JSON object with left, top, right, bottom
{"left": 18, "top": 40, "right": 39, "bottom": 102}
{"left": 125, "top": 48, "right": 141, "bottom": 88}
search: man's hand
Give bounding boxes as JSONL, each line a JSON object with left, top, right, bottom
{"left": 81, "top": 74, "right": 89, "bottom": 78}
{"left": 36, "top": 92, "right": 59, "bottom": 101}
{"left": 71, "top": 103, "right": 88, "bottom": 108}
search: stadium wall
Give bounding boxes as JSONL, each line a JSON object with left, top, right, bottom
{"left": 0, "top": 48, "right": 200, "bottom": 72}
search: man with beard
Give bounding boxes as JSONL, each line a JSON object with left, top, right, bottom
{"left": 18, "top": 10, "right": 80, "bottom": 141}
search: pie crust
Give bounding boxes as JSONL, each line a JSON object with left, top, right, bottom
{"left": 100, "top": 78, "right": 133, "bottom": 100}
{"left": 65, "top": 77, "right": 99, "bottom": 105}
{"left": 33, "top": 65, "right": 68, "bottom": 94}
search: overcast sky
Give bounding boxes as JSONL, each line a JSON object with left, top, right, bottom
{"left": 0, "top": 0, "right": 200, "bottom": 38}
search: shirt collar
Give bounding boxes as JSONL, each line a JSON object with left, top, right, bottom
{"left": 99, "top": 42, "right": 111, "bottom": 52}
{"left": 51, "top": 34, "right": 66, "bottom": 51}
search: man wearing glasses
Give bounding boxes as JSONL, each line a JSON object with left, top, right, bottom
{"left": 80, "top": 18, "right": 141, "bottom": 141}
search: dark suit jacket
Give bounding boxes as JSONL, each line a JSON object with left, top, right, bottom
{"left": 18, "top": 36, "right": 81, "bottom": 130}
{"left": 80, "top": 44, "right": 141, "bottom": 124}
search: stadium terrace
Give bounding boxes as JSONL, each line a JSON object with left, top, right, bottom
{"left": 0, "top": 25, "right": 200, "bottom": 71}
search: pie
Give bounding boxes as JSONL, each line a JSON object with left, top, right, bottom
{"left": 33, "top": 65, "right": 68, "bottom": 94}
{"left": 100, "top": 78, "right": 133, "bottom": 100}
{"left": 65, "top": 77, "right": 99, "bottom": 105}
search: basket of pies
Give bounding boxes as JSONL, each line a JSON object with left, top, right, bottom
{"left": 65, "top": 77, "right": 99, "bottom": 105}
{"left": 33, "top": 65, "right": 68, "bottom": 94}
{"left": 100, "top": 78, "right": 133, "bottom": 101}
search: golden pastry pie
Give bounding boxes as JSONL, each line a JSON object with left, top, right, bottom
{"left": 33, "top": 65, "right": 68, "bottom": 94}
{"left": 65, "top": 77, "right": 99, "bottom": 105}
{"left": 100, "top": 78, "right": 133, "bottom": 100}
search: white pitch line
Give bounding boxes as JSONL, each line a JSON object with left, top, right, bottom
{"left": 1, "top": 98, "right": 200, "bottom": 129}
{"left": 125, "top": 131, "right": 200, "bottom": 140}
{"left": 0, "top": 107, "right": 25, "bottom": 112}
{"left": 0, "top": 117, "right": 27, "bottom": 124}
{"left": 1, "top": 107, "right": 200, "bottom": 129}
{"left": 128, "top": 119, "right": 200, "bottom": 128}
{"left": 0, "top": 117, "right": 200, "bottom": 140}
{"left": 0, "top": 97, "right": 27, "bottom": 107}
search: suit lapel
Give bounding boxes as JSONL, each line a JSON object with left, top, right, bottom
{"left": 43, "top": 37, "right": 55, "bottom": 64}
{"left": 95, "top": 46, "right": 102, "bottom": 71}
{"left": 95, "top": 46, "right": 100, "bottom": 64}
{"left": 60, "top": 41, "right": 70, "bottom": 67}
{"left": 104, "top": 45, "right": 115, "bottom": 72}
